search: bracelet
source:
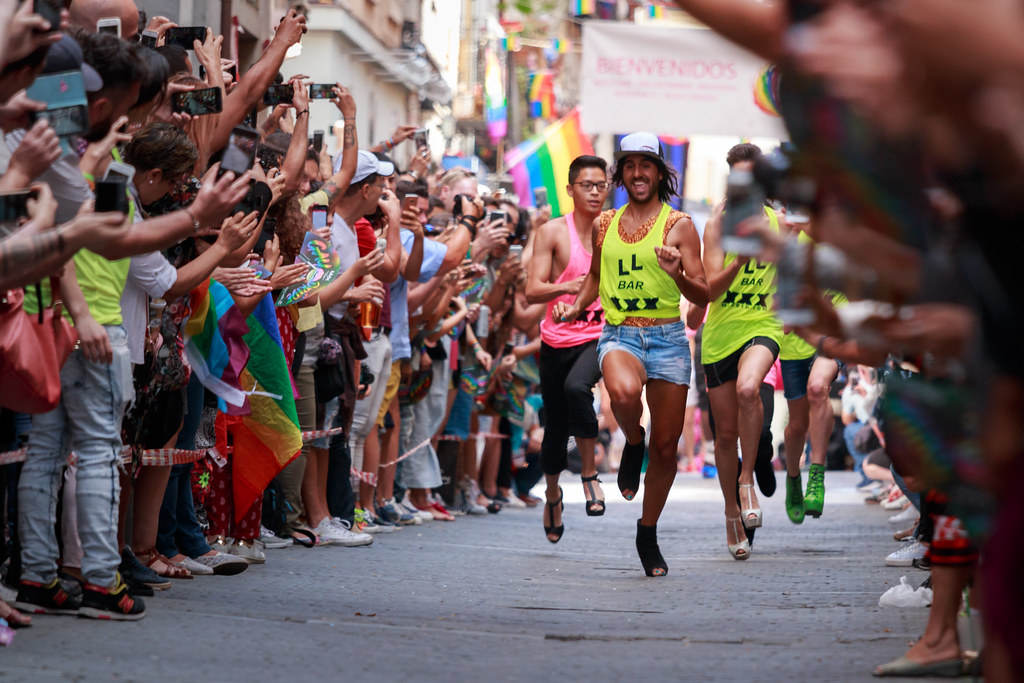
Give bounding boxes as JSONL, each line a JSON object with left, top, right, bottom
{"left": 381, "top": 138, "right": 394, "bottom": 151}
{"left": 185, "top": 208, "right": 202, "bottom": 233}
{"left": 296, "top": 109, "right": 309, "bottom": 117}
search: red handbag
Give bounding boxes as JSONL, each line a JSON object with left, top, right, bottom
{"left": 0, "top": 277, "right": 79, "bottom": 414}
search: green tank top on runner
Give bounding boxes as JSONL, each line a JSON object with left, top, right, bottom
{"left": 702, "top": 206, "right": 783, "bottom": 365}
{"left": 599, "top": 203, "right": 680, "bottom": 326}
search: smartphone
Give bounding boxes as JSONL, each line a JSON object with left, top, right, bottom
{"left": 376, "top": 238, "right": 387, "bottom": 253}
{"left": 256, "top": 217, "right": 277, "bottom": 253}
{"left": 218, "top": 125, "right": 259, "bottom": 178}
{"left": 94, "top": 178, "right": 128, "bottom": 214}
{"left": 242, "top": 107, "right": 258, "bottom": 128}
{"left": 412, "top": 128, "right": 428, "bottom": 149}
{"left": 508, "top": 244, "right": 523, "bottom": 261}
{"left": 96, "top": 17, "right": 121, "bottom": 37}
{"left": 0, "top": 189, "right": 39, "bottom": 236}
{"left": 172, "top": 87, "right": 223, "bottom": 116}
{"left": 104, "top": 161, "right": 135, "bottom": 185}
{"left": 138, "top": 29, "right": 158, "bottom": 48}
{"left": 35, "top": 105, "right": 89, "bottom": 138}
{"left": 308, "top": 84, "right": 334, "bottom": 100}
{"left": 722, "top": 168, "right": 766, "bottom": 257}
{"left": 165, "top": 26, "right": 207, "bottom": 50}
{"left": 487, "top": 210, "right": 507, "bottom": 225}
{"left": 33, "top": 0, "right": 61, "bottom": 31}
{"left": 311, "top": 204, "right": 328, "bottom": 230}
{"left": 312, "top": 130, "right": 324, "bottom": 154}
{"left": 533, "top": 186, "right": 548, "bottom": 208}
{"left": 775, "top": 237, "right": 815, "bottom": 326}
{"left": 233, "top": 180, "right": 272, "bottom": 220}
{"left": 262, "top": 84, "right": 293, "bottom": 107}
{"left": 401, "top": 194, "right": 418, "bottom": 214}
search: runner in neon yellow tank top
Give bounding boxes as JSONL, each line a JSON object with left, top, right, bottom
{"left": 553, "top": 133, "right": 708, "bottom": 577}
{"left": 699, "top": 143, "right": 782, "bottom": 561}
{"left": 778, "top": 227, "right": 848, "bottom": 524}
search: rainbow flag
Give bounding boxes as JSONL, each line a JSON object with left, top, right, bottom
{"left": 649, "top": 3, "right": 666, "bottom": 18}
{"left": 183, "top": 279, "right": 250, "bottom": 408}
{"left": 502, "top": 34, "right": 519, "bottom": 52}
{"left": 552, "top": 39, "right": 571, "bottom": 54}
{"left": 484, "top": 47, "right": 507, "bottom": 142}
{"left": 527, "top": 71, "right": 555, "bottom": 119}
{"left": 221, "top": 295, "right": 302, "bottom": 523}
{"left": 573, "top": 0, "right": 595, "bottom": 15}
{"left": 506, "top": 108, "right": 595, "bottom": 217}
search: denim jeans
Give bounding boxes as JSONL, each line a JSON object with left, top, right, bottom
{"left": 843, "top": 421, "right": 868, "bottom": 478}
{"left": 157, "top": 374, "right": 212, "bottom": 558}
{"left": 19, "top": 325, "right": 131, "bottom": 587}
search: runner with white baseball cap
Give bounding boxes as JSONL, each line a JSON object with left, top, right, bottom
{"left": 552, "top": 132, "right": 710, "bottom": 577}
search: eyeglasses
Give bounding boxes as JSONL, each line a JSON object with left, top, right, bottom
{"left": 574, "top": 181, "right": 610, "bottom": 192}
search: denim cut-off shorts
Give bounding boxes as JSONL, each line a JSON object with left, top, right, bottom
{"left": 597, "top": 320, "right": 692, "bottom": 386}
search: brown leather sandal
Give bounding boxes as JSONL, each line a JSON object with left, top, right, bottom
{"left": 136, "top": 547, "right": 193, "bottom": 579}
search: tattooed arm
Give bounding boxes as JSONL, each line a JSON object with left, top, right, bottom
{"left": 310, "top": 86, "right": 358, "bottom": 210}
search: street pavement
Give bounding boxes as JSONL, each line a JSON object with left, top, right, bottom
{"left": 1, "top": 470, "right": 944, "bottom": 682}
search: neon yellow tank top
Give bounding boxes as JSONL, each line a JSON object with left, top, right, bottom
{"left": 599, "top": 204, "right": 680, "bottom": 326}
{"left": 778, "top": 234, "right": 851, "bottom": 361}
{"left": 701, "top": 206, "right": 783, "bottom": 364}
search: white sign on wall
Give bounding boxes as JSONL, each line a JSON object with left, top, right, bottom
{"left": 581, "top": 22, "right": 788, "bottom": 139}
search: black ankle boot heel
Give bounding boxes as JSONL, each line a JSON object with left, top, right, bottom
{"left": 635, "top": 520, "right": 667, "bottom": 577}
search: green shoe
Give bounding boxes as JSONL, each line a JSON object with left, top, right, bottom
{"left": 805, "top": 464, "right": 825, "bottom": 518}
{"left": 785, "top": 474, "right": 805, "bottom": 524}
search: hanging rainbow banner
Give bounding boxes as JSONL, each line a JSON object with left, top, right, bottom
{"left": 506, "top": 108, "right": 595, "bottom": 217}
{"left": 484, "top": 46, "right": 507, "bottom": 142}
{"left": 753, "top": 63, "right": 781, "bottom": 117}
{"left": 648, "top": 3, "right": 666, "bottom": 18}
{"left": 527, "top": 71, "right": 555, "bottom": 119}
{"left": 573, "top": 0, "right": 595, "bottom": 16}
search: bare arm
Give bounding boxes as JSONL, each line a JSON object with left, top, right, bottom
{"left": 662, "top": 215, "right": 710, "bottom": 306}
{"left": 671, "top": 0, "right": 785, "bottom": 61}
{"left": 552, "top": 216, "right": 603, "bottom": 322}
{"left": 525, "top": 219, "right": 576, "bottom": 304}
{"left": 702, "top": 206, "right": 746, "bottom": 301}
{"left": 280, "top": 81, "right": 310, "bottom": 195}
{"left": 209, "top": 10, "right": 307, "bottom": 154}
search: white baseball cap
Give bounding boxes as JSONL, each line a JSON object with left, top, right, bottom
{"left": 334, "top": 149, "right": 394, "bottom": 182}
{"left": 614, "top": 132, "right": 664, "bottom": 163}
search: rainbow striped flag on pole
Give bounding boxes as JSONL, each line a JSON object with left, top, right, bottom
{"left": 506, "top": 108, "right": 595, "bottom": 217}
{"left": 527, "top": 71, "right": 555, "bottom": 119}
{"left": 222, "top": 295, "right": 302, "bottom": 522}
{"left": 485, "top": 46, "right": 507, "bottom": 142}
{"left": 573, "top": 0, "right": 596, "bottom": 15}
{"left": 183, "top": 279, "right": 250, "bottom": 408}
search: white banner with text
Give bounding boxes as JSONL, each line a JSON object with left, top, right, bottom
{"left": 581, "top": 22, "right": 788, "bottom": 139}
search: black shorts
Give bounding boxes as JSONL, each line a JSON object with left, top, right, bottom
{"left": 702, "top": 336, "right": 780, "bottom": 390}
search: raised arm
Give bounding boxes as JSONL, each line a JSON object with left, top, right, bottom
{"left": 280, "top": 79, "right": 310, "bottom": 195}
{"left": 209, "top": 10, "right": 307, "bottom": 154}
{"left": 702, "top": 204, "right": 746, "bottom": 301}
{"left": 657, "top": 214, "right": 710, "bottom": 306}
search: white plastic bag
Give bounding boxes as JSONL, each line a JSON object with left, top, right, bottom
{"left": 878, "top": 576, "right": 933, "bottom": 608}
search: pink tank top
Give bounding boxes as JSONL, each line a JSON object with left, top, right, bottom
{"left": 540, "top": 213, "right": 604, "bottom": 348}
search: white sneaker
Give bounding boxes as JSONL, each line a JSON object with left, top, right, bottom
{"left": 888, "top": 505, "right": 919, "bottom": 526}
{"left": 329, "top": 517, "right": 374, "bottom": 546}
{"left": 207, "top": 535, "right": 231, "bottom": 554}
{"left": 502, "top": 493, "right": 526, "bottom": 509}
{"left": 192, "top": 551, "right": 249, "bottom": 576}
{"left": 885, "top": 540, "right": 926, "bottom": 567}
{"left": 400, "top": 494, "right": 434, "bottom": 522}
{"left": 883, "top": 494, "right": 910, "bottom": 511}
{"left": 228, "top": 540, "right": 266, "bottom": 564}
{"left": 259, "top": 525, "right": 292, "bottom": 549}
{"left": 175, "top": 555, "right": 214, "bottom": 576}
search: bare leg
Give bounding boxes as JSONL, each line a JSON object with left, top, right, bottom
{"left": 640, "top": 380, "right": 687, "bottom": 526}
{"left": 807, "top": 358, "right": 839, "bottom": 467}
{"left": 359, "top": 429, "right": 381, "bottom": 511}
{"left": 542, "top": 472, "right": 563, "bottom": 542}
{"left": 708, "top": 382, "right": 743, "bottom": 527}
{"left": 301, "top": 446, "right": 328, "bottom": 525}
{"left": 784, "top": 396, "right": 809, "bottom": 478}
{"left": 377, "top": 400, "right": 400, "bottom": 502}
{"left": 130, "top": 465, "right": 172, "bottom": 551}
{"left": 680, "top": 404, "right": 696, "bottom": 471}
{"left": 735, "top": 345, "right": 776, "bottom": 492}
{"left": 601, "top": 351, "right": 646, "bottom": 445}
{"left": 478, "top": 420, "right": 501, "bottom": 498}
{"left": 880, "top": 565, "right": 971, "bottom": 670}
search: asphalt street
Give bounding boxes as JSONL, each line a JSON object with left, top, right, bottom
{"left": 1, "top": 470, "right": 943, "bottom": 682}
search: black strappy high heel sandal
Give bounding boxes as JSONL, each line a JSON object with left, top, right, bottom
{"left": 635, "top": 519, "right": 667, "bottom": 576}
{"left": 617, "top": 428, "right": 646, "bottom": 501}
{"left": 543, "top": 487, "right": 564, "bottom": 543}
{"left": 581, "top": 475, "right": 605, "bottom": 517}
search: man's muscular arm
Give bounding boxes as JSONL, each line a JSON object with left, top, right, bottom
{"left": 662, "top": 215, "right": 709, "bottom": 306}
{"left": 525, "top": 219, "right": 576, "bottom": 304}
{"left": 551, "top": 216, "right": 603, "bottom": 322}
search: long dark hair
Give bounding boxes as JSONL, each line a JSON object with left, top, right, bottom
{"left": 611, "top": 156, "right": 678, "bottom": 204}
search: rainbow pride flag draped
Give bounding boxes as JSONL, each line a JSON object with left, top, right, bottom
{"left": 506, "top": 108, "right": 594, "bottom": 217}
{"left": 573, "top": 0, "right": 595, "bottom": 15}
{"left": 484, "top": 47, "right": 507, "bottom": 142}
{"left": 219, "top": 295, "right": 302, "bottom": 523}
{"left": 527, "top": 71, "right": 555, "bottom": 119}
{"left": 183, "top": 279, "right": 250, "bottom": 408}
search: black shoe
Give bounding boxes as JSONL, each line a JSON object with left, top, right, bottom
{"left": 635, "top": 520, "right": 667, "bottom": 577}
{"left": 617, "top": 429, "right": 646, "bottom": 501}
{"left": 11, "top": 577, "right": 81, "bottom": 615}
{"left": 79, "top": 574, "right": 146, "bottom": 621}
{"left": 754, "top": 449, "right": 776, "bottom": 497}
{"left": 120, "top": 547, "right": 170, "bottom": 591}
{"left": 542, "top": 487, "right": 564, "bottom": 543}
{"left": 58, "top": 572, "right": 84, "bottom": 601}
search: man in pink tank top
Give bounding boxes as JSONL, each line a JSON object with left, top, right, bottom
{"left": 525, "top": 155, "right": 610, "bottom": 543}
